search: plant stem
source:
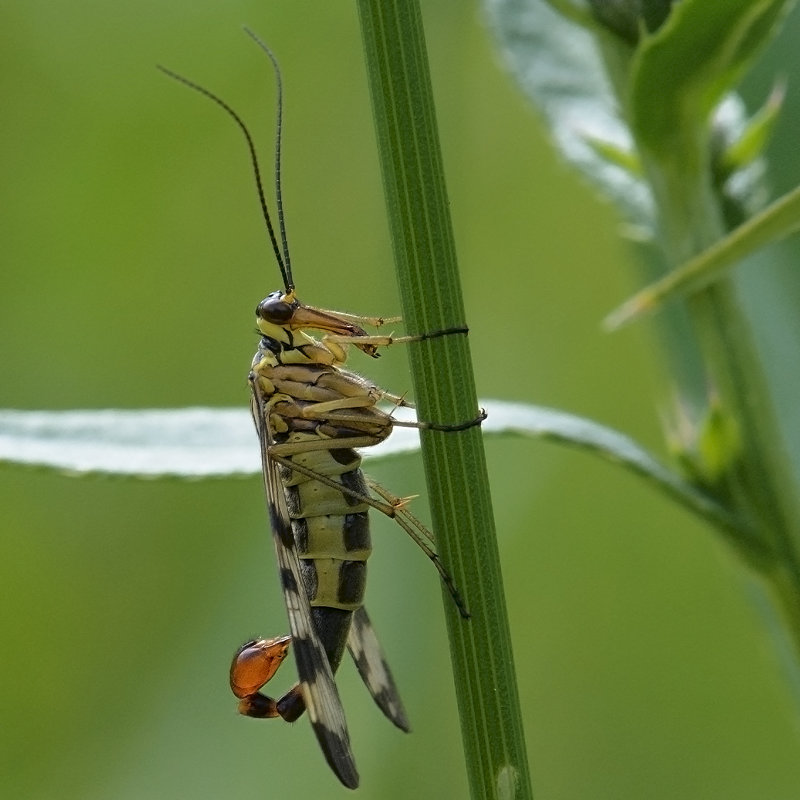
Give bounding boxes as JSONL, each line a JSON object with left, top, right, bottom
{"left": 639, "top": 118, "right": 800, "bottom": 660}
{"left": 357, "top": 2, "right": 533, "bottom": 798}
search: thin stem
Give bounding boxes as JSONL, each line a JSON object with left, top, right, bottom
{"left": 637, "top": 100, "right": 800, "bottom": 661}
{"left": 357, "top": 2, "right": 533, "bottom": 798}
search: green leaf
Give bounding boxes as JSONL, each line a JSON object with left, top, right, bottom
{"left": 484, "top": 0, "right": 653, "bottom": 225}
{"left": 717, "top": 81, "right": 785, "bottom": 179}
{"left": 0, "top": 402, "right": 741, "bottom": 539}
{"left": 486, "top": 0, "right": 794, "bottom": 230}
{"left": 0, "top": 408, "right": 258, "bottom": 478}
{"left": 604, "top": 181, "right": 800, "bottom": 328}
{"left": 631, "top": 0, "right": 793, "bottom": 159}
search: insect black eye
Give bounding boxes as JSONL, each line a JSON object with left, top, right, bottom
{"left": 257, "top": 291, "right": 294, "bottom": 323}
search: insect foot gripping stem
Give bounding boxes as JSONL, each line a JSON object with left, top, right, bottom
{"left": 230, "top": 636, "right": 292, "bottom": 718}
{"left": 419, "top": 408, "right": 488, "bottom": 432}
{"left": 389, "top": 324, "right": 487, "bottom": 432}
{"left": 408, "top": 324, "right": 470, "bottom": 342}
{"left": 393, "top": 407, "right": 488, "bottom": 433}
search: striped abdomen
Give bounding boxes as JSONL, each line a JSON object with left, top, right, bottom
{"left": 280, "top": 438, "right": 372, "bottom": 671}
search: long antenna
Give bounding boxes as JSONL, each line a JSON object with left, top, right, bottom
{"left": 243, "top": 27, "right": 292, "bottom": 285}
{"left": 157, "top": 45, "right": 294, "bottom": 293}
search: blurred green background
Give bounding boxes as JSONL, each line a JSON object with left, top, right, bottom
{"left": 3, "top": 2, "right": 800, "bottom": 798}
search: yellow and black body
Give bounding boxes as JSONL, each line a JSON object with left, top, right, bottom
{"left": 234, "top": 289, "right": 411, "bottom": 787}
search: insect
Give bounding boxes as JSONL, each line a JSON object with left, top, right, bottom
{"left": 159, "top": 29, "right": 482, "bottom": 789}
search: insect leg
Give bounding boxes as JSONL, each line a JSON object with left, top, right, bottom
{"left": 392, "top": 407, "right": 488, "bottom": 432}
{"left": 273, "top": 374, "right": 484, "bottom": 432}
{"left": 366, "top": 477, "right": 470, "bottom": 619}
{"left": 315, "top": 325, "right": 486, "bottom": 430}
{"left": 309, "top": 308, "right": 403, "bottom": 328}
{"left": 325, "top": 325, "right": 469, "bottom": 349}
{"left": 283, "top": 389, "right": 484, "bottom": 433}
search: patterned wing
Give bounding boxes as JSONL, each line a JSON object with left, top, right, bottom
{"left": 251, "top": 380, "right": 359, "bottom": 789}
{"left": 347, "top": 606, "right": 410, "bottom": 732}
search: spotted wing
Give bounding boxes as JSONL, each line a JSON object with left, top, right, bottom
{"left": 347, "top": 606, "right": 410, "bottom": 732}
{"left": 251, "top": 382, "right": 359, "bottom": 789}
